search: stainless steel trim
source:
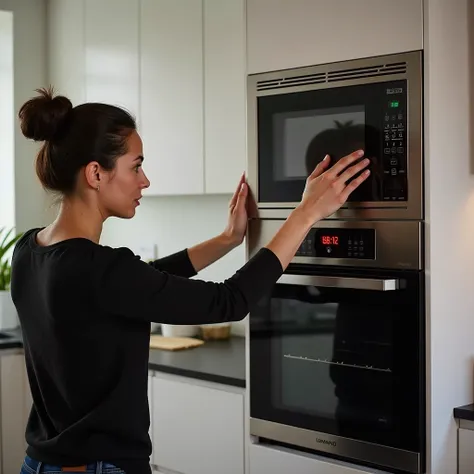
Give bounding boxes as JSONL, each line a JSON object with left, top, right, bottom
{"left": 255, "top": 61, "right": 407, "bottom": 93}
{"left": 247, "top": 219, "right": 423, "bottom": 270}
{"left": 250, "top": 418, "right": 421, "bottom": 473}
{"left": 277, "top": 273, "right": 400, "bottom": 291}
{"left": 247, "top": 50, "right": 423, "bottom": 221}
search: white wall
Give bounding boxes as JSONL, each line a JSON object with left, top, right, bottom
{"left": 424, "top": 1, "right": 474, "bottom": 473}
{"left": 0, "top": 0, "right": 52, "bottom": 233}
{"left": 0, "top": 10, "right": 14, "bottom": 230}
{"left": 100, "top": 194, "right": 247, "bottom": 334}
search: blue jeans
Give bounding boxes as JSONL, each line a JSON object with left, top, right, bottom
{"left": 21, "top": 456, "right": 125, "bottom": 474}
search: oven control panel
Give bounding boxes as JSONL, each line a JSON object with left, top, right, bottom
{"left": 296, "top": 228, "right": 376, "bottom": 259}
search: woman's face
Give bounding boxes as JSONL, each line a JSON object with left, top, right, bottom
{"left": 100, "top": 130, "right": 150, "bottom": 219}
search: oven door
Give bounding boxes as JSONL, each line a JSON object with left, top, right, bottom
{"left": 247, "top": 50, "right": 423, "bottom": 220}
{"left": 249, "top": 267, "right": 425, "bottom": 473}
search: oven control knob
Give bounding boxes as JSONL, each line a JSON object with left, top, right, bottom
{"left": 326, "top": 246, "right": 332, "bottom": 254}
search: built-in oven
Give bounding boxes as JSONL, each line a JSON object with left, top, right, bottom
{"left": 247, "top": 219, "right": 426, "bottom": 474}
{"left": 247, "top": 50, "right": 423, "bottom": 220}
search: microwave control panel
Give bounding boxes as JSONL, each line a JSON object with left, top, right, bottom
{"left": 382, "top": 86, "right": 407, "bottom": 201}
{"left": 296, "top": 228, "right": 376, "bottom": 260}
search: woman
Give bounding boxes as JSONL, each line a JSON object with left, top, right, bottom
{"left": 11, "top": 87, "right": 370, "bottom": 474}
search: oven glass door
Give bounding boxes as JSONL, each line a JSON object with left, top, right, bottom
{"left": 250, "top": 266, "right": 424, "bottom": 454}
{"left": 257, "top": 80, "right": 407, "bottom": 204}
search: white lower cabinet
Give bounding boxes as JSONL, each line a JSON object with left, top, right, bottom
{"left": 249, "top": 443, "right": 387, "bottom": 474}
{"left": 458, "top": 425, "right": 474, "bottom": 474}
{"left": 151, "top": 373, "right": 244, "bottom": 474}
{"left": 0, "top": 351, "right": 31, "bottom": 474}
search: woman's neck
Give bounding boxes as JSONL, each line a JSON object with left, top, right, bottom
{"left": 39, "top": 197, "right": 105, "bottom": 245}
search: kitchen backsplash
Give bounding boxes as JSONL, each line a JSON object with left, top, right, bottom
{"left": 100, "top": 193, "right": 247, "bottom": 336}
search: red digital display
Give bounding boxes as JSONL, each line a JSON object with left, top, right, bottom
{"left": 321, "top": 235, "right": 339, "bottom": 246}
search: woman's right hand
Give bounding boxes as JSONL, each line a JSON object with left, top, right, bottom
{"left": 264, "top": 149, "right": 371, "bottom": 271}
{"left": 297, "top": 149, "right": 370, "bottom": 223}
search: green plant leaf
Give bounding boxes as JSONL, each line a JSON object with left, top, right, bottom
{"left": 0, "top": 234, "right": 22, "bottom": 262}
{"left": 0, "top": 259, "right": 8, "bottom": 291}
{"left": 0, "top": 227, "right": 23, "bottom": 291}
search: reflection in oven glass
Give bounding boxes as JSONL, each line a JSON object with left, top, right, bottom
{"left": 271, "top": 292, "right": 394, "bottom": 430}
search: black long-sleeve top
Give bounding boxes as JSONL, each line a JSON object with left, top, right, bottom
{"left": 10, "top": 228, "right": 283, "bottom": 473}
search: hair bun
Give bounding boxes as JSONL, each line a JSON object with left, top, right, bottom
{"left": 18, "top": 86, "right": 73, "bottom": 142}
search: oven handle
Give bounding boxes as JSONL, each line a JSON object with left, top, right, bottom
{"left": 277, "top": 274, "right": 401, "bottom": 291}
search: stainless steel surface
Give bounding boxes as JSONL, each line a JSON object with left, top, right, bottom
{"left": 248, "top": 219, "right": 423, "bottom": 270}
{"left": 250, "top": 418, "right": 421, "bottom": 473}
{"left": 277, "top": 273, "right": 400, "bottom": 291}
{"left": 247, "top": 50, "right": 424, "bottom": 220}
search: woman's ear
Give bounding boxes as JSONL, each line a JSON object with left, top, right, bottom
{"left": 84, "top": 161, "right": 102, "bottom": 190}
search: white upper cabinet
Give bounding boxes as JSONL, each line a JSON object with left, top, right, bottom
{"left": 47, "top": 0, "right": 247, "bottom": 196}
{"left": 84, "top": 0, "right": 140, "bottom": 121}
{"left": 246, "top": 0, "right": 424, "bottom": 74}
{"left": 140, "top": 0, "right": 204, "bottom": 196}
{"left": 203, "top": 0, "right": 246, "bottom": 194}
{"left": 47, "top": 0, "right": 86, "bottom": 104}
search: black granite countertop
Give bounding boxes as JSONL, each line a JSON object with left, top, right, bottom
{"left": 149, "top": 336, "right": 245, "bottom": 388}
{"left": 0, "top": 327, "right": 23, "bottom": 350}
{"left": 454, "top": 403, "right": 474, "bottom": 421}
{"left": 0, "top": 327, "right": 246, "bottom": 388}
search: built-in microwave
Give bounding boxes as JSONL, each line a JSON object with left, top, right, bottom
{"left": 247, "top": 51, "right": 423, "bottom": 220}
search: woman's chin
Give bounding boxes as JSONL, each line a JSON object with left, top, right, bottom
{"left": 111, "top": 208, "right": 136, "bottom": 220}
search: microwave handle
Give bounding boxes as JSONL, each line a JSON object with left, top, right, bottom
{"left": 277, "top": 274, "right": 400, "bottom": 291}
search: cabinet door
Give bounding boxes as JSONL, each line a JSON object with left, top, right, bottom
{"left": 203, "top": 0, "right": 246, "bottom": 194}
{"left": 1, "top": 353, "right": 28, "bottom": 474}
{"left": 152, "top": 375, "right": 244, "bottom": 474}
{"left": 246, "top": 0, "right": 423, "bottom": 74}
{"left": 250, "top": 443, "right": 379, "bottom": 474}
{"left": 459, "top": 428, "right": 474, "bottom": 474}
{"left": 140, "top": 0, "right": 204, "bottom": 196}
{"left": 47, "top": 0, "right": 86, "bottom": 104}
{"left": 84, "top": 0, "right": 139, "bottom": 119}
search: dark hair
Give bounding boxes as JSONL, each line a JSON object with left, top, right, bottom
{"left": 18, "top": 86, "right": 136, "bottom": 195}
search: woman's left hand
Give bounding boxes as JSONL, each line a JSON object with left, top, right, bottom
{"left": 223, "top": 173, "right": 248, "bottom": 247}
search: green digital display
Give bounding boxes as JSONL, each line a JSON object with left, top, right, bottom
{"left": 389, "top": 101, "right": 400, "bottom": 108}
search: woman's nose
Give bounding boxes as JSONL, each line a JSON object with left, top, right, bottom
{"left": 142, "top": 171, "right": 151, "bottom": 189}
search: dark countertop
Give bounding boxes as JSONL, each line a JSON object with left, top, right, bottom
{"left": 0, "top": 327, "right": 24, "bottom": 350}
{"left": 0, "top": 327, "right": 246, "bottom": 388}
{"left": 149, "top": 336, "right": 245, "bottom": 388}
{"left": 454, "top": 404, "right": 474, "bottom": 421}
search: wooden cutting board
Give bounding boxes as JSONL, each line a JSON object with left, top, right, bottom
{"left": 149, "top": 335, "right": 205, "bottom": 351}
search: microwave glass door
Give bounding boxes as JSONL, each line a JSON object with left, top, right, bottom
{"left": 257, "top": 80, "right": 407, "bottom": 204}
{"left": 249, "top": 267, "right": 424, "bottom": 455}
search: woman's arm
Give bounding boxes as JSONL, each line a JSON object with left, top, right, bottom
{"left": 186, "top": 232, "right": 239, "bottom": 273}
{"left": 96, "top": 151, "right": 369, "bottom": 325}
{"left": 149, "top": 175, "right": 247, "bottom": 275}
{"left": 148, "top": 249, "right": 197, "bottom": 278}
{"left": 187, "top": 173, "right": 248, "bottom": 272}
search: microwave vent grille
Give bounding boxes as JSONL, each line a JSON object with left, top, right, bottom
{"left": 256, "top": 61, "right": 407, "bottom": 91}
